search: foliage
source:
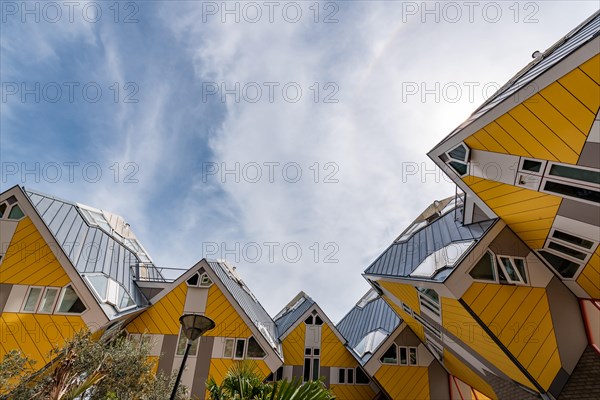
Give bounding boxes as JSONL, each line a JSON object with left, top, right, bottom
{"left": 206, "top": 361, "right": 335, "bottom": 400}
{"left": 0, "top": 330, "right": 188, "bottom": 400}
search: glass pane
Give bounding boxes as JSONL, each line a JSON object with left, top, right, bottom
{"left": 87, "top": 275, "right": 108, "bottom": 300}
{"left": 448, "top": 144, "right": 467, "bottom": 161}
{"left": 552, "top": 230, "right": 594, "bottom": 249}
{"left": 409, "top": 348, "right": 417, "bottom": 365}
{"left": 24, "top": 288, "right": 42, "bottom": 312}
{"left": 449, "top": 161, "right": 468, "bottom": 176}
{"left": 235, "top": 339, "right": 245, "bottom": 358}
{"left": 223, "top": 339, "right": 234, "bottom": 358}
{"left": 514, "top": 258, "right": 527, "bottom": 283}
{"left": 305, "top": 348, "right": 312, "bottom": 355}
{"left": 305, "top": 316, "right": 313, "bottom": 325}
{"left": 356, "top": 367, "right": 370, "bottom": 384}
{"left": 315, "top": 316, "right": 323, "bottom": 325}
{"left": 469, "top": 252, "right": 496, "bottom": 281}
{"left": 399, "top": 347, "right": 407, "bottom": 365}
{"left": 544, "top": 181, "right": 600, "bottom": 204}
{"left": 190, "top": 338, "right": 199, "bottom": 356}
{"left": 522, "top": 160, "right": 542, "bottom": 173}
{"left": 8, "top": 205, "right": 24, "bottom": 220}
{"left": 303, "top": 358, "right": 311, "bottom": 382}
{"left": 500, "top": 257, "right": 519, "bottom": 281}
{"left": 0, "top": 203, "right": 6, "bottom": 218}
{"left": 246, "top": 337, "right": 266, "bottom": 358}
{"left": 176, "top": 332, "right": 187, "bottom": 356}
{"left": 57, "top": 286, "right": 86, "bottom": 313}
{"left": 312, "top": 359, "right": 319, "bottom": 381}
{"left": 380, "top": 344, "right": 397, "bottom": 364}
{"left": 346, "top": 368, "right": 353, "bottom": 384}
{"left": 313, "top": 348, "right": 320, "bottom": 356}
{"left": 186, "top": 274, "right": 199, "bottom": 286}
{"left": 338, "top": 368, "right": 345, "bottom": 384}
{"left": 276, "top": 367, "right": 283, "bottom": 381}
{"left": 200, "top": 274, "right": 212, "bottom": 287}
{"left": 549, "top": 164, "right": 600, "bottom": 184}
{"left": 39, "top": 288, "right": 59, "bottom": 313}
{"left": 539, "top": 251, "right": 580, "bottom": 278}
{"left": 548, "top": 242, "right": 587, "bottom": 260}
{"left": 118, "top": 289, "right": 136, "bottom": 310}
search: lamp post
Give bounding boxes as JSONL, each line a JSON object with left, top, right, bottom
{"left": 170, "top": 314, "right": 216, "bottom": 400}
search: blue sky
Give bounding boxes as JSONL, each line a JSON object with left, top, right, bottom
{"left": 1, "top": 1, "right": 598, "bottom": 322}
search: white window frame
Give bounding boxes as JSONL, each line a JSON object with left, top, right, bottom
{"left": 38, "top": 287, "right": 61, "bottom": 314}
{"left": 245, "top": 336, "right": 267, "bottom": 360}
{"left": 417, "top": 289, "right": 441, "bottom": 319}
{"left": 496, "top": 255, "right": 529, "bottom": 285}
{"left": 468, "top": 250, "right": 499, "bottom": 284}
{"left": 199, "top": 273, "right": 213, "bottom": 288}
{"left": 54, "top": 285, "right": 87, "bottom": 315}
{"left": 401, "top": 302, "right": 413, "bottom": 316}
{"left": 176, "top": 326, "right": 199, "bottom": 357}
{"left": 234, "top": 338, "right": 246, "bottom": 360}
{"left": 444, "top": 143, "right": 470, "bottom": 177}
{"left": 21, "top": 286, "right": 44, "bottom": 313}
{"left": 222, "top": 338, "right": 235, "bottom": 358}
{"left": 379, "top": 343, "right": 398, "bottom": 365}
{"left": 549, "top": 228, "right": 597, "bottom": 252}
{"left": 303, "top": 347, "right": 320, "bottom": 382}
{"left": 540, "top": 177, "right": 600, "bottom": 207}
{"left": 414, "top": 313, "right": 442, "bottom": 340}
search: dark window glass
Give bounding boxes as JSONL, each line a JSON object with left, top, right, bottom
{"left": 303, "top": 358, "right": 311, "bottom": 382}
{"left": 522, "top": 159, "right": 542, "bottom": 173}
{"left": 514, "top": 258, "right": 527, "bottom": 283}
{"left": 380, "top": 344, "right": 397, "bottom": 364}
{"left": 448, "top": 161, "right": 468, "bottom": 176}
{"left": 548, "top": 242, "right": 587, "bottom": 260}
{"left": 186, "top": 273, "right": 199, "bottom": 286}
{"left": 8, "top": 205, "right": 24, "bottom": 220}
{"left": 312, "top": 359, "right": 319, "bottom": 381}
{"left": 499, "top": 257, "right": 519, "bottom": 281}
{"left": 246, "top": 337, "right": 266, "bottom": 358}
{"left": 235, "top": 339, "right": 246, "bottom": 359}
{"left": 315, "top": 316, "right": 323, "bottom": 325}
{"left": 356, "top": 368, "right": 370, "bottom": 384}
{"left": 409, "top": 348, "right": 417, "bottom": 365}
{"left": 264, "top": 373, "right": 274, "bottom": 382}
{"left": 58, "top": 286, "right": 86, "bottom": 313}
{"left": 399, "top": 347, "right": 407, "bottom": 365}
{"left": 469, "top": 252, "right": 496, "bottom": 281}
{"left": 305, "top": 316, "right": 313, "bottom": 325}
{"left": 552, "top": 230, "right": 594, "bottom": 249}
{"left": 347, "top": 368, "right": 354, "bottom": 384}
{"left": 549, "top": 164, "right": 600, "bottom": 184}
{"left": 305, "top": 348, "right": 312, "bottom": 356}
{"left": 448, "top": 144, "right": 467, "bottom": 161}
{"left": 0, "top": 203, "right": 6, "bottom": 218}
{"left": 276, "top": 367, "right": 283, "bottom": 381}
{"left": 313, "top": 348, "right": 320, "bottom": 356}
{"left": 539, "top": 251, "right": 580, "bottom": 278}
{"left": 338, "top": 368, "right": 345, "bottom": 384}
{"left": 544, "top": 181, "right": 600, "bottom": 203}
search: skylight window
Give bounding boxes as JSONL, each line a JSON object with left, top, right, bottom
{"left": 85, "top": 274, "right": 136, "bottom": 312}
{"left": 79, "top": 207, "right": 113, "bottom": 232}
{"left": 354, "top": 329, "right": 388, "bottom": 358}
{"left": 411, "top": 241, "right": 474, "bottom": 278}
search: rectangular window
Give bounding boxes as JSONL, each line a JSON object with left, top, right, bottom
{"left": 551, "top": 230, "right": 594, "bottom": 250}
{"left": 538, "top": 250, "right": 581, "bottom": 279}
{"left": 409, "top": 347, "right": 417, "bottom": 365}
{"left": 176, "top": 329, "right": 199, "bottom": 357}
{"left": 305, "top": 348, "right": 312, "bottom": 356}
{"left": 312, "top": 359, "right": 320, "bottom": 381}
{"left": 223, "top": 338, "right": 235, "bottom": 358}
{"left": 399, "top": 347, "right": 407, "bottom": 365}
{"left": 338, "top": 368, "right": 345, "bottom": 384}
{"left": 234, "top": 339, "right": 246, "bottom": 359}
{"left": 23, "top": 287, "right": 42, "bottom": 312}
{"left": 38, "top": 288, "right": 59, "bottom": 313}
{"left": 521, "top": 159, "right": 543, "bottom": 173}
{"left": 402, "top": 303, "right": 412, "bottom": 315}
{"left": 548, "top": 241, "right": 587, "bottom": 260}
{"left": 497, "top": 256, "right": 528, "bottom": 285}
{"left": 346, "top": 368, "right": 354, "bottom": 384}
{"left": 548, "top": 164, "right": 599, "bottom": 185}
{"left": 355, "top": 367, "right": 370, "bottom": 384}
{"left": 543, "top": 180, "right": 600, "bottom": 204}
{"left": 303, "top": 358, "right": 311, "bottom": 382}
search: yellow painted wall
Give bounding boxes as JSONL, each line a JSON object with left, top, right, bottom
{"left": 375, "top": 365, "right": 429, "bottom": 400}
{"left": 577, "top": 247, "right": 600, "bottom": 299}
{"left": 441, "top": 297, "right": 535, "bottom": 391}
{"left": 463, "top": 176, "right": 562, "bottom": 249}
{"left": 384, "top": 298, "right": 425, "bottom": 341}
{"left": 203, "top": 284, "right": 252, "bottom": 338}
{"left": 445, "top": 351, "right": 497, "bottom": 400}
{"left": 320, "top": 323, "right": 356, "bottom": 368}
{"left": 330, "top": 384, "right": 375, "bottom": 400}
{"left": 281, "top": 322, "right": 305, "bottom": 366}
{"left": 207, "top": 358, "right": 271, "bottom": 385}
{"left": 379, "top": 280, "right": 421, "bottom": 313}
{"left": 0, "top": 312, "right": 86, "bottom": 369}
{"left": 462, "top": 284, "right": 561, "bottom": 390}
{"left": 127, "top": 281, "right": 187, "bottom": 335}
{"left": 1, "top": 217, "right": 70, "bottom": 287}
{"left": 464, "top": 55, "right": 599, "bottom": 164}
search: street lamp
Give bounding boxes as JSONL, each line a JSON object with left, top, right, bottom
{"left": 170, "top": 314, "right": 216, "bottom": 400}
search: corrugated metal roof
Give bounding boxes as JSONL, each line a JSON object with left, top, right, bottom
{"left": 274, "top": 292, "right": 315, "bottom": 339}
{"left": 206, "top": 261, "right": 280, "bottom": 355}
{"left": 336, "top": 290, "right": 401, "bottom": 364}
{"left": 364, "top": 202, "right": 496, "bottom": 279}
{"left": 24, "top": 189, "right": 165, "bottom": 314}
{"left": 441, "top": 10, "right": 600, "bottom": 144}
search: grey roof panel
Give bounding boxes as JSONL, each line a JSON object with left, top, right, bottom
{"left": 274, "top": 295, "right": 315, "bottom": 339}
{"left": 336, "top": 294, "right": 401, "bottom": 365}
{"left": 364, "top": 204, "right": 496, "bottom": 279}
{"left": 206, "top": 261, "right": 280, "bottom": 354}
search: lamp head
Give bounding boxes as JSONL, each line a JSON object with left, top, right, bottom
{"left": 179, "top": 314, "right": 215, "bottom": 341}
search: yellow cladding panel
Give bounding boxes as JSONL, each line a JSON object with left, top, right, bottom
{"left": 1, "top": 217, "right": 70, "bottom": 287}
{"left": 385, "top": 298, "right": 425, "bottom": 341}
{"left": 281, "top": 322, "right": 305, "bottom": 366}
{"left": 462, "top": 284, "right": 561, "bottom": 390}
{"left": 330, "top": 384, "right": 376, "bottom": 400}
{"left": 0, "top": 312, "right": 86, "bottom": 371}
{"left": 379, "top": 281, "right": 421, "bottom": 314}
{"left": 577, "top": 246, "right": 600, "bottom": 299}
{"left": 474, "top": 389, "right": 494, "bottom": 400}
{"left": 463, "top": 177, "right": 562, "bottom": 249}
{"left": 441, "top": 297, "right": 535, "bottom": 390}
{"left": 320, "top": 323, "right": 357, "bottom": 368}
{"left": 375, "top": 365, "right": 429, "bottom": 400}
{"left": 579, "top": 54, "right": 600, "bottom": 84}
{"left": 444, "top": 351, "right": 497, "bottom": 400}
{"left": 463, "top": 58, "right": 599, "bottom": 163}
{"left": 204, "top": 284, "right": 252, "bottom": 338}
{"left": 207, "top": 359, "right": 270, "bottom": 385}
{"left": 127, "top": 282, "right": 188, "bottom": 335}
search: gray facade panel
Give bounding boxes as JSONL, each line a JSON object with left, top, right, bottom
{"left": 191, "top": 336, "right": 215, "bottom": 399}
{"left": 488, "top": 227, "right": 531, "bottom": 257}
{"left": 578, "top": 141, "right": 600, "bottom": 169}
{"left": 156, "top": 334, "right": 178, "bottom": 377}
{"left": 0, "top": 284, "right": 13, "bottom": 313}
{"left": 427, "top": 360, "right": 449, "bottom": 400}
{"left": 557, "top": 198, "right": 600, "bottom": 227}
